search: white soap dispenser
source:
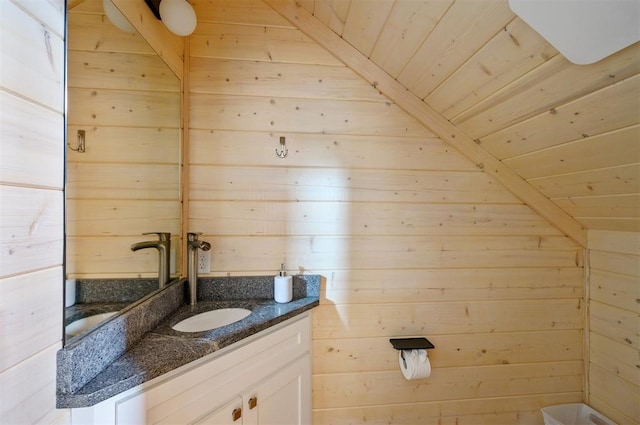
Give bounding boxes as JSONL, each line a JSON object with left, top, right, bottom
{"left": 274, "top": 263, "right": 293, "bottom": 303}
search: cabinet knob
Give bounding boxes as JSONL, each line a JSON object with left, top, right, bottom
{"left": 232, "top": 408, "right": 242, "bottom": 421}
{"left": 248, "top": 397, "right": 258, "bottom": 409}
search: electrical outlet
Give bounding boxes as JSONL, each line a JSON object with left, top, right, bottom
{"left": 198, "top": 250, "right": 211, "bottom": 274}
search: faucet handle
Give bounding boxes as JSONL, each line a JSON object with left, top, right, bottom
{"left": 143, "top": 232, "right": 171, "bottom": 241}
{"left": 187, "top": 232, "right": 203, "bottom": 241}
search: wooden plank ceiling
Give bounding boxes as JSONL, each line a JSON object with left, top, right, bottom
{"left": 266, "top": 0, "right": 640, "bottom": 237}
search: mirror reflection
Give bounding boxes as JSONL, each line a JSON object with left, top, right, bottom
{"left": 64, "top": 0, "right": 182, "bottom": 344}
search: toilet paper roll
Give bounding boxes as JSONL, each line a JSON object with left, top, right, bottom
{"left": 399, "top": 349, "right": 431, "bottom": 380}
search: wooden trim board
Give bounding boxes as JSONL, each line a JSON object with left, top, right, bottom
{"left": 110, "top": 0, "right": 184, "bottom": 80}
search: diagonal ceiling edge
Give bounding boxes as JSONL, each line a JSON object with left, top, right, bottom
{"left": 264, "top": 0, "right": 587, "bottom": 247}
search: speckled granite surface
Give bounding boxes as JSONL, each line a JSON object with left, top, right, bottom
{"left": 75, "top": 278, "right": 159, "bottom": 303}
{"left": 198, "top": 275, "right": 320, "bottom": 300}
{"left": 57, "top": 279, "right": 186, "bottom": 398}
{"left": 65, "top": 302, "right": 130, "bottom": 327}
{"left": 57, "top": 275, "right": 320, "bottom": 408}
{"left": 65, "top": 278, "right": 163, "bottom": 340}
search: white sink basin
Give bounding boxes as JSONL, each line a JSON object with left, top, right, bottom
{"left": 172, "top": 308, "right": 252, "bottom": 332}
{"left": 66, "top": 312, "right": 118, "bottom": 337}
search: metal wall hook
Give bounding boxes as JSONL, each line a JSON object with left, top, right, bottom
{"left": 68, "top": 129, "right": 86, "bottom": 153}
{"left": 275, "top": 136, "right": 288, "bottom": 158}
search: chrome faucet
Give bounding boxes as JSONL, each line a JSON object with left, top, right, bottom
{"left": 187, "top": 232, "right": 211, "bottom": 305}
{"left": 131, "top": 232, "right": 171, "bottom": 289}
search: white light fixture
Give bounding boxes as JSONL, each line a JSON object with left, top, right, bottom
{"left": 103, "top": 0, "right": 136, "bottom": 34}
{"left": 145, "top": 0, "right": 197, "bottom": 37}
{"left": 159, "top": 0, "right": 197, "bottom": 36}
{"left": 509, "top": 0, "right": 640, "bottom": 65}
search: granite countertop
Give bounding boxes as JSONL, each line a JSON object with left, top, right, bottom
{"left": 65, "top": 302, "right": 130, "bottom": 325}
{"left": 57, "top": 275, "right": 320, "bottom": 408}
{"left": 64, "top": 278, "right": 160, "bottom": 339}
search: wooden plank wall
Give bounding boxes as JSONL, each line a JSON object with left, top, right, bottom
{"left": 66, "top": 0, "right": 182, "bottom": 279}
{"left": 0, "top": 0, "right": 68, "bottom": 423}
{"left": 189, "top": 1, "right": 584, "bottom": 423}
{"left": 587, "top": 230, "right": 640, "bottom": 425}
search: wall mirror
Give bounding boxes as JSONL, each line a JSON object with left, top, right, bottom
{"left": 64, "top": 0, "right": 182, "bottom": 344}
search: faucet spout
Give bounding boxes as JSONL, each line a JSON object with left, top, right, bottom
{"left": 131, "top": 240, "right": 163, "bottom": 251}
{"left": 131, "top": 232, "right": 171, "bottom": 289}
{"left": 189, "top": 240, "right": 211, "bottom": 251}
{"left": 187, "top": 232, "right": 211, "bottom": 305}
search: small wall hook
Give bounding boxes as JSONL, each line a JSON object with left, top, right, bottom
{"left": 275, "top": 136, "right": 288, "bottom": 158}
{"left": 68, "top": 129, "right": 86, "bottom": 153}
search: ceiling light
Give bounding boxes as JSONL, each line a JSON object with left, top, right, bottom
{"left": 144, "top": 0, "right": 197, "bottom": 37}
{"left": 103, "top": 0, "right": 136, "bottom": 34}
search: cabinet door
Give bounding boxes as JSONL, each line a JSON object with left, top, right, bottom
{"left": 243, "top": 355, "right": 311, "bottom": 425}
{"left": 194, "top": 396, "right": 243, "bottom": 425}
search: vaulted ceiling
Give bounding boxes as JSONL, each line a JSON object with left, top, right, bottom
{"left": 265, "top": 0, "right": 640, "bottom": 243}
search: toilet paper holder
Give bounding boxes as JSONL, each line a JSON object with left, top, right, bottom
{"left": 390, "top": 338, "right": 435, "bottom": 369}
{"left": 389, "top": 337, "right": 435, "bottom": 351}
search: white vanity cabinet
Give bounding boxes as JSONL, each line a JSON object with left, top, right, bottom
{"left": 194, "top": 356, "right": 309, "bottom": 425}
{"left": 72, "top": 313, "right": 311, "bottom": 425}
